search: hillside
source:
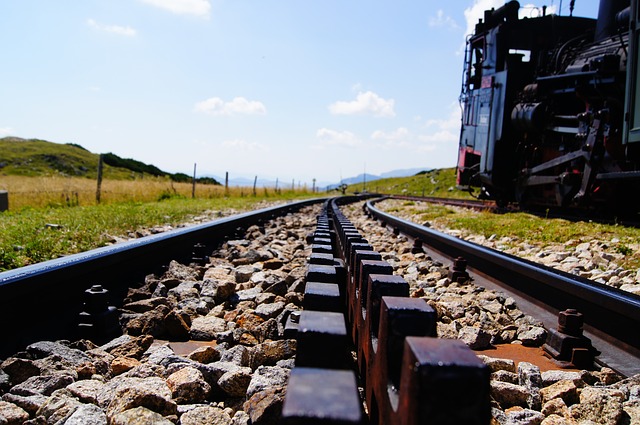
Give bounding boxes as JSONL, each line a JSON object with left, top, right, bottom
{"left": 0, "top": 137, "right": 219, "bottom": 184}
{"left": 345, "top": 167, "right": 474, "bottom": 199}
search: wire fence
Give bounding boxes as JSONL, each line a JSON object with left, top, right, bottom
{"left": 0, "top": 176, "right": 318, "bottom": 211}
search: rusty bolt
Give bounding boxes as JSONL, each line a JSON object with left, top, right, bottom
{"left": 558, "top": 309, "right": 584, "bottom": 336}
{"left": 411, "top": 238, "right": 423, "bottom": 254}
{"left": 448, "top": 256, "right": 470, "bottom": 282}
{"left": 453, "top": 257, "right": 467, "bottom": 272}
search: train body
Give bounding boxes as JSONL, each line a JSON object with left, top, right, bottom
{"left": 457, "top": 0, "right": 640, "bottom": 214}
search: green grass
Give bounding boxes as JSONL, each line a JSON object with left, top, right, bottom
{"left": 0, "top": 137, "right": 220, "bottom": 184}
{"left": 347, "top": 168, "right": 473, "bottom": 199}
{"left": 0, "top": 194, "right": 319, "bottom": 271}
{"left": 438, "top": 210, "right": 587, "bottom": 243}
{"left": 0, "top": 137, "right": 132, "bottom": 179}
{"left": 384, "top": 201, "right": 640, "bottom": 270}
{"left": 0, "top": 136, "right": 324, "bottom": 271}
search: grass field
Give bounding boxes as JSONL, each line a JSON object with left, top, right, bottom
{"left": 0, "top": 175, "right": 323, "bottom": 271}
{"left": 10, "top": 167, "right": 636, "bottom": 274}
{"left": 346, "top": 168, "right": 474, "bottom": 199}
{"left": 0, "top": 175, "right": 311, "bottom": 210}
{"left": 380, "top": 199, "right": 640, "bottom": 270}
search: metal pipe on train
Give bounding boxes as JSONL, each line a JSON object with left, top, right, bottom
{"left": 596, "top": 0, "right": 630, "bottom": 41}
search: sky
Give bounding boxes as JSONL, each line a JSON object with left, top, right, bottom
{"left": 0, "top": 0, "right": 600, "bottom": 186}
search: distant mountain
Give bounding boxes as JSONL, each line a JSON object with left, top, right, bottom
{"left": 379, "top": 167, "right": 430, "bottom": 178}
{"left": 323, "top": 168, "right": 431, "bottom": 190}
{"left": 209, "top": 175, "right": 297, "bottom": 189}
{"left": 205, "top": 174, "right": 342, "bottom": 190}
{"left": 335, "top": 173, "right": 381, "bottom": 186}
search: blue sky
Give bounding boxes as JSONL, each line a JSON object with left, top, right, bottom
{"left": 0, "top": 0, "right": 599, "bottom": 185}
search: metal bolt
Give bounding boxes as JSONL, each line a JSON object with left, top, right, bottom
{"left": 192, "top": 243, "right": 209, "bottom": 265}
{"left": 411, "top": 238, "right": 423, "bottom": 254}
{"left": 89, "top": 284, "right": 106, "bottom": 293}
{"left": 558, "top": 308, "right": 584, "bottom": 336}
{"left": 83, "top": 285, "right": 109, "bottom": 313}
{"left": 453, "top": 257, "right": 467, "bottom": 272}
{"left": 448, "top": 256, "right": 470, "bottom": 282}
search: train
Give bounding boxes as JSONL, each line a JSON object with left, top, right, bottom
{"left": 456, "top": 0, "right": 640, "bottom": 215}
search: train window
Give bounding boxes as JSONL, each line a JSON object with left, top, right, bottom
{"left": 508, "top": 49, "right": 531, "bottom": 62}
{"left": 468, "top": 41, "right": 485, "bottom": 89}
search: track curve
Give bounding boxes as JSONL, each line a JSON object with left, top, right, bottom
{"left": 365, "top": 197, "right": 640, "bottom": 377}
{"left": 0, "top": 198, "right": 323, "bottom": 358}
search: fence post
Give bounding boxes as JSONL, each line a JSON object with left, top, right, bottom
{"left": 253, "top": 175, "right": 257, "bottom": 196}
{"left": 96, "top": 154, "right": 104, "bottom": 204}
{"left": 192, "top": 163, "right": 197, "bottom": 199}
{"left": 225, "top": 172, "right": 229, "bottom": 196}
{"left": 0, "top": 190, "right": 8, "bottom": 212}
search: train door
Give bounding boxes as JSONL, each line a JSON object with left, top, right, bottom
{"left": 458, "top": 36, "right": 490, "bottom": 188}
{"left": 625, "top": 0, "right": 640, "bottom": 143}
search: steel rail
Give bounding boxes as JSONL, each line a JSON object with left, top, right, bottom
{"left": 366, "top": 198, "right": 640, "bottom": 352}
{"left": 388, "top": 194, "right": 497, "bottom": 211}
{"left": 0, "top": 198, "right": 324, "bottom": 358}
{"left": 386, "top": 194, "right": 640, "bottom": 227}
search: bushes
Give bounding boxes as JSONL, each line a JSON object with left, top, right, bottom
{"left": 102, "top": 153, "right": 167, "bottom": 177}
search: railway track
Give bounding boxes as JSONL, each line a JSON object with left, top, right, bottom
{"left": 389, "top": 194, "right": 498, "bottom": 212}
{"left": 283, "top": 198, "right": 640, "bottom": 424}
{"left": 0, "top": 198, "right": 321, "bottom": 358}
{"left": 0, "top": 196, "right": 638, "bottom": 424}
{"left": 364, "top": 198, "right": 640, "bottom": 375}
{"left": 389, "top": 194, "right": 640, "bottom": 227}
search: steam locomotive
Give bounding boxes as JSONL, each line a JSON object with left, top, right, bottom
{"left": 457, "top": 0, "right": 640, "bottom": 214}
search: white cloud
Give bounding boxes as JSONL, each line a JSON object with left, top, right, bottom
{"left": 371, "top": 127, "right": 412, "bottom": 148}
{"left": 351, "top": 83, "right": 363, "bottom": 92}
{"left": 519, "top": 3, "right": 556, "bottom": 19}
{"left": 0, "top": 127, "right": 13, "bottom": 137}
{"left": 418, "top": 106, "right": 461, "bottom": 147}
{"left": 463, "top": 0, "right": 504, "bottom": 37}
{"left": 425, "top": 107, "right": 461, "bottom": 131}
{"left": 139, "top": 0, "right": 211, "bottom": 18}
{"left": 419, "top": 130, "right": 458, "bottom": 145}
{"left": 371, "top": 127, "right": 410, "bottom": 141}
{"left": 329, "top": 91, "right": 395, "bottom": 118}
{"left": 463, "top": 1, "right": 555, "bottom": 38}
{"left": 194, "top": 97, "right": 267, "bottom": 116}
{"left": 316, "top": 128, "right": 362, "bottom": 147}
{"left": 429, "top": 10, "right": 459, "bottom": 29}
{"left": 220, "top": 139, "right": 268, "bottom": 151}
{"left": 87, "top": 19, "right": 137, "bottom": 36}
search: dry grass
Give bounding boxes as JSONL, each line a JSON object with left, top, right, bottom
{"left": 0, "top": 175, "right": 323, "bottom": 270}
{"left": 0, "top": 176, "right": 309, "bottom": 210}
